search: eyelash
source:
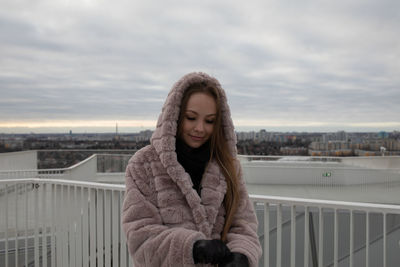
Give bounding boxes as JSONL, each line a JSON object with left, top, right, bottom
{"left": 186, "top": 117, "right": 215, "bottom": 124}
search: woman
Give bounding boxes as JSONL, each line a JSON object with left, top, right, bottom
{"left": 122, "top": 72, "right": 262, "bottom": 266}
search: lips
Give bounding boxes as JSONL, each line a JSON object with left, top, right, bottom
{"left": 189, "top": 135, "right": 204, "bottom": 141}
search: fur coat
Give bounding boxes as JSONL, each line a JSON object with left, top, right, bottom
{"left": 122, "top": 72, "right": 262, "bottom": 267}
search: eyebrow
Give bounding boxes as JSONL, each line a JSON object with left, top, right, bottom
{"left": 186, "top": 110, "right": 216, "bottom": 117}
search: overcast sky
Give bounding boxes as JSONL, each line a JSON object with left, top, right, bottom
{"left": 1, "top": 0, "right": 399, "bottom": 133}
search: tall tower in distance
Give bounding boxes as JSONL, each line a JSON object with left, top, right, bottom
{"left": 115, "top": 122, "right": 120, "bottom": 140}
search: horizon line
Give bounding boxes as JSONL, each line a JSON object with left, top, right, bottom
{"left": 1, "top": 128, "right": 399, "bottom": 135}
{"left": 0, "top": 119, "right": 399, "bottom": 128}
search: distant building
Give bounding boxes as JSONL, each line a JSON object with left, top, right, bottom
{"left": 378, "top": 131, "right": 389, "bottom": 139}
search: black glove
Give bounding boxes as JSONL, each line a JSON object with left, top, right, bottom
{"left": 192, "top": 239, "right": 231, "bottom": 264}
{"left": 219, "top": 252, "right": 249, "bottom": 267}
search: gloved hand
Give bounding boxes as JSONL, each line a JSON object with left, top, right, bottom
{"left": 219, "top": 252, "right": 249, "bottom": 267}
{"left": 192, "top": 239, "right": 231, "bottom": 264}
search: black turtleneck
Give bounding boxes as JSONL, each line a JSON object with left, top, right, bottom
{"left": 176, "top": 138, "right": 211, "bottom": 194}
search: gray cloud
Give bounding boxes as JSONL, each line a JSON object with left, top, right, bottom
{"left": 0, "top": 0, "right": 399, "bottom": 132}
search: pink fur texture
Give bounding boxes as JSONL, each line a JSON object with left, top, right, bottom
{"left": 122, "top": 72, "right": 261, "bottom": 266}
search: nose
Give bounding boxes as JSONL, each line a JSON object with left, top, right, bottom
{"left": 194, "top": 121, "right": 205, "bottom": 133}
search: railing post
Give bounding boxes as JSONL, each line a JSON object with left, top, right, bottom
{"left": 383, "top": 212, "right": 386, "bottom": 267}
{"left": 112, "top": 191, "right": 119, "bottom": 267}
{"left": 51, "top": 184, "right": 56, "bottom": 267}
{"left": 97, "top": 189, "right": 104, "bottom": 267}
{"left": 309, "top": 212, "right": 318, "bottom": 267}
{"left": 277, "top": 204, "right": 282, "bottom": 267}
{"left": 120, "top": 191, "right": 128, "bottom": 267}
{"left": 34, "top": 182, "right": 39, "bottom": 267}
{"left": 15, "top": 183, "right": 19, "bottom": 267}
{"left": 25, "top": 183, "right": 29, "bottom": 266}
{"left": 75, "top": 185, "right": 83, "bottom": 267}
{"left": 105, "top": 190, "right": 112, "bottom": 266}
{"left": 366, "top": 212, "right": 369, "bottom": 267}
{"left": 350, "top": 210, "right": 353, "bottom": 267}
{"left": 290, "top": 206, "right": 296, "bottom": 267}
{"left": 318, "top": 208, "right": 323, "bottom": 267}
{"left": 82, "top": 187, "right": 89, "bottom": 267}
{"left": 5, "top": 184, "right": 8, "bottom": 267}
{"left": 69, "top": 185, "right": 76, "bottom": 266}
{"left": 89, "top": 188, "right": 96, "bottom": 267}
{"left": 304, "top": 207, "right": 309, "bottom": 267}
{"left": 42, "top": 183, "right": 47, "bottom": 267}
{"left": 264, "top": 202, "right": 270, "bottom": 267}
{"left": 334, "top": 209, "right": 338, "bottom": 267}
{"left": 62, "top": 185, "right": 68, "bottom": 267}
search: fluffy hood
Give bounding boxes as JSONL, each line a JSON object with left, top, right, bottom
{"left": 149, "top": 72, "right": 239, "bottom": 237}
{"left": 150, "top": 72, "right": 237, "bottom": 158}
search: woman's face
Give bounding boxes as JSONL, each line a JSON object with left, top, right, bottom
{"left": 180, "top": 92, "right": 217, "bottom": 148}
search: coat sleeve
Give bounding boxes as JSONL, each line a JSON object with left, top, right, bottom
{"left": 225, "top": 162, "right": 262, "bottom": 267}
{"left": 122, "top": 159, "right": 206, "bottom": 267}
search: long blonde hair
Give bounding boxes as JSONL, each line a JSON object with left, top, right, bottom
{"left": 177, "top": 82, "right": 239, "bottom": 241}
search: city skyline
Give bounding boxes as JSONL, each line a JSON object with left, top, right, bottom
{"left": 2, "top": 127, "right": 399, "bottom": 157}
{"left": 1, "top": 1, "right": 400, "bottom": 133}
{"left": 0, "top": 119, "right": 400, "bottom": 134}
{"left": 1, "top": 124, "right": 399, "bottom": 135}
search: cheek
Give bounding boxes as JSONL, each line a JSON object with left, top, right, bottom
{"left": 206, "top": 124, "right": 214, "bottom": 135}
{"left": 182, "top": 121, "right": 192, "bottom": 133}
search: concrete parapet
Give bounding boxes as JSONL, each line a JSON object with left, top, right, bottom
{"left": 0, "top": 151, "right": 37, "bottom": 171}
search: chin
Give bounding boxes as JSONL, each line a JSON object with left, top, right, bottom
{"left": 187, "top": 141, "right": 203, "bottom": 148}
{"left": 181, "top": 134, "right": 210, "bottom": 149}
{"left": 185, "top": 138, "right": 205, "bottom": 148}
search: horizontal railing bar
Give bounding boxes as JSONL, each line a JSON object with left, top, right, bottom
{"left": 251, "top": 194, "right": 400, "bottom": 214}
{"left": 240, "top": 155, "right": 400, "bottom": 160}
{"left": 239, "top": 155, "right": 342, "bottom": 160}
{"left": 0, "top": 178, "right": 125, "bottom": 191}
{"left": 37, "top": 149, "right": 137, "bottom": 152}
{"left": 0, "top": 168, "right": 71, "bottom": 175}
{"left": 97, "top": 172, "right": 125, "bottom": 176}
{"left": 96, "top": 153, "right": 134, "bottom": 156}
{"left": 242, "top": 164, "right": 400, "bottom": 171}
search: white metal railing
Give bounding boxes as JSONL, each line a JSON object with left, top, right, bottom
{"left": 252, "top": 195, "right": 400, "bottom": 267}
{"left": 1, "top": 179, "right": 400, "bottom": 267}
{"left": 0, "top": 178, "right": 130, "bottom": 267}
